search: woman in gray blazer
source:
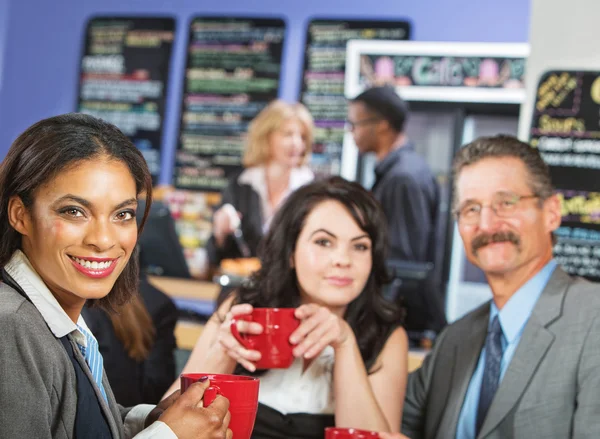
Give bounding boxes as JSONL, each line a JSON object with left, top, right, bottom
{"left": 0, "top": 113, "right": 231, "bottom": 439}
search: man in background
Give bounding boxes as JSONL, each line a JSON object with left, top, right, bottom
{"left": 348, "top": 86, "right": 445, "bottom": 335}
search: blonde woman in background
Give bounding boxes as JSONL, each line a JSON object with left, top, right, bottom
{"left": 206, "top": 100, "right": 315, "bottom": 266}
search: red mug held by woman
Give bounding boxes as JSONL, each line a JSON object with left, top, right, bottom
{"left": 181, "top": 373, "right": 259, "bottom": 439}
{"left": 230, "top": 307, "right": 300, "bottom": 369}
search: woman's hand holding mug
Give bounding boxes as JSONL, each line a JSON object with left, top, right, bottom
{"left": 290, "top": 304, "right": 353, "bottom": 359}
{"left": 215, "top": 304, "right": 264, "bottom": 372}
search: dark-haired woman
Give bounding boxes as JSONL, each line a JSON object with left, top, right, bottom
{"left": 0, "top": 113, "right": 231, "bottom": 439}
{"left": 175, "top": 177, "right": 408, "bottom": 437}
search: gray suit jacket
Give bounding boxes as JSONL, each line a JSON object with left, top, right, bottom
{"left": 0, "top": 282, "right": 127, "bottom": 438}
{"left": 402, "top": 267, "right": 600, "bottom": 439}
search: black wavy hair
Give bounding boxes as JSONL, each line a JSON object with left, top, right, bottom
{"left": 229, "top": 176, "right": 401, "bottom": 372}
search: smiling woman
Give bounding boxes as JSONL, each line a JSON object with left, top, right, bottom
{"left": 10, "top": 158, "right": 140, "bottom": 320}
{"left": 0, "top": 113, "right": 232, "bottom": 439}
{"left": 174, "top": 177, "right": 409, "bottom": 438}
{"left": 0, "top": 114, "right": 153, "bottom": 312}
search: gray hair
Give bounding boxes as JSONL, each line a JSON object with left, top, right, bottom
{"left": 452, "top": 135, "right": 554, "bottom": 209}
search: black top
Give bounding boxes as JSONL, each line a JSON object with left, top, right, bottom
{"left": 60, "top": 337, "right": 114, "bottom": 438}
{"left": 206, "top": 171, "right": 264, "bottom": 266}
{"left": 372, "top": 144, "right": 446, "bottom": 333}
{"left": 251, "top": 403, "right": 334, "bottom": 439}
{"left": 82, "top": 276, "right": 178, "bottom": 406}
{"left": 372, "top": 143, "right": 439, "bottom": 263}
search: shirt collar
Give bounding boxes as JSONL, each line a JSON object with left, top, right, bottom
{"left": 5, "top": 249, "right": 88, "bottom": 346}
{"left": 237, "top": 165, "right": 314, "bottom": 190}
{"left": 374, "top": 142, "right": 414, "bottom": 180}
{"left": 238, "top": 165, "right": 313, "bottom": 230}
{"left": 489, "top": 259, "right": 558, "bottom": 343}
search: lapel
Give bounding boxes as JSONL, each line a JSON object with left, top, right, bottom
{"left": 436, "top": 306, "right": 489, "bottom": 438}
{"left": 2, "top": 269, "right": 124, "bottom": 438}
{"left": 68, "top": 335, "right": 123, "bottom": 439}
{"left": 103, "top": 375, "right": 126, "bottom": 439}
{"left": 477, "top": 267, "right": 571, "bottom": 438}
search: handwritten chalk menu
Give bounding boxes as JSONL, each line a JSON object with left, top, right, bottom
{"left": 174, "top": 17, "right": 285, "bottom": 191}
{"left": 300, "top": 19, "right": 410, "bottom": 177}
{"left": 358, "top": 55, "right": 526, "bottom": 89}
{"left": 77, "top": 17, "right": 175, "bottom": 184}
{"left": 530, "top": 70, "right": 600, "bottom": 281}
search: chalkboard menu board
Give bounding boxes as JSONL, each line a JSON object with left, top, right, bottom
{"left": 530, "top": 70, "right": 600, "bottom": 281}
{"left": 300, "top": 19, "right": 411, "bottom": 177}
{"left": 174, "top": 17, "right": 286, "bottom": 191}
{"left": 77, "top": 17, "right": 175, "bottom": 184}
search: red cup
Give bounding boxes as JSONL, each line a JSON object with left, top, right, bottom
{"left": 230, "top": 307, "right": 300, "bottom": 369}
{"left": 180, "top": 373, "right": 259, "bottom": 439}
{"left": 325, "top": 427, "right": 380, "bottom": 439}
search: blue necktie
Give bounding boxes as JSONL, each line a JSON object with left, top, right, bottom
{"left": 77, "top": 325, "right": 108, "bottom": 402}
{"left": 476, "top": 315, "right": 504, "bottom": 435}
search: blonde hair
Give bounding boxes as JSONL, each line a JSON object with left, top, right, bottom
{"left": 242, "top": 100, "right": 314, "bottom": 167}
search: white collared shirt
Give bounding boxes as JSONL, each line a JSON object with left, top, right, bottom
{"left": 4, "top": 250, "right": 176, "bottom": 439}
{"left": 238, "top": 165, "right": 314, "bottom": 232}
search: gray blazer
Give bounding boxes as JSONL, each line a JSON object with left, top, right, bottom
{"left": 402, "top": 267, "right": 600, "bottom": 439}
{"left": 0, "top": 283, "right": 127, "bottom": 438}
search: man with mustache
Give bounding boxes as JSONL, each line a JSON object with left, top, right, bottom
{"left": 381, "top": 135, "right": 600, "bottom": 439}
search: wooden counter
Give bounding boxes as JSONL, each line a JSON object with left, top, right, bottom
{"left": 408, "top": 349, "right": 428, "bottom": 373}
{"left": 175, "top": 321, "right": 205, "bottom": 350}
{"left": 148, "top": 275, "right": 220, "bottom": 301}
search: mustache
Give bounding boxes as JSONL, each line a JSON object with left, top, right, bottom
{"left": 472, "top": 231, "right": 521, "bottom": 254}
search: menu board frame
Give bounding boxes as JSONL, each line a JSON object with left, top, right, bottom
{"left": 529, "top": 70, "right": 600, "bottom": 281}
{"left": 346, "top": 41, "right": 528, "bottom": 103}
{"left": 299, "top": 17, "right": 412, "bottom": 178}
{"left": 173, "top": 15, "right": 287, "bottom": 192}
{"left": 76, "top": 15, "right": 176, "bottom": 185}
{"left": 344, "top": 40, "right": 529, "bottom": 180}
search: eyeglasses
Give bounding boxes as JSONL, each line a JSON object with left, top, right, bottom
{"left": 454, "top": 192, "right": 539, "bottom": 225}
{"left": 344, "top": 118, "right": 381, "bottom": 131}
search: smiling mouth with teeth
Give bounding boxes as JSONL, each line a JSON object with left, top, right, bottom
{"left": 70, "top": 256, "right": 114, "bottom": 270}
{"left": 68, "top": 255, "right": 119, "bottom": 278}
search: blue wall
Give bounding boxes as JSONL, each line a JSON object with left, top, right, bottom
{"left": 0, "top": 0, "right": 10, "bottom": 91}
{"left": 0, "top": 0, "right": 530, "bottom": 184}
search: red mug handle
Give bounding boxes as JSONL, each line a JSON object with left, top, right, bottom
{"left": 230, "top": 316, "right": 254, "bottom": 349}
{"left": 202, "top": 385, "right": 222, "bottom": 407}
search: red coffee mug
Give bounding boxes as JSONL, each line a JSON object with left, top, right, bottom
{"left": 325, "top": 427, "right": 380, "bottom": 439}
{"left": 181, "top": 373, "right": 259, "bottom": 439}
{"left": 230, "top": 307, "right": 300, "bottom": 369}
